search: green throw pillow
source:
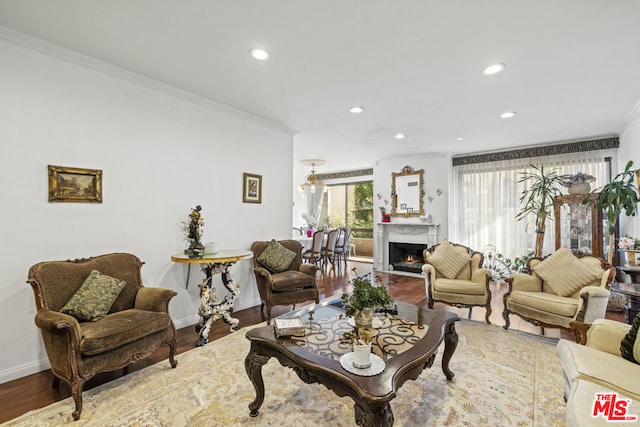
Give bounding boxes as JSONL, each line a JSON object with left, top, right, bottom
{"left": 258, "top": 239, "right": 297, "bottom": 273}
{"left": 621, "top": 313, "right": 640, "bottom": 365}
{"left": 60, "top": 270, "right": 127, "bottom": 322}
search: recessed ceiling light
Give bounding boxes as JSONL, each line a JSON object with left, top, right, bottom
{"left": 349, "top": 106, "right": 364, "bottom": 113}
{"left": 456, "top": 137, "right": 464, "bottom": 141}
{"left": 250, "top": 48, "right": 269, "bottom": 60}
{"left": 482, "top": 63, "right": 505, "bottom": 75}
{"left": 395, "top": 133, "right": 405, "bottom": 140}
{"left": 500, "top": 111, "right": 516, "bottom": 119}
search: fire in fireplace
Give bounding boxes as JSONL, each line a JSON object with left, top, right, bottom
{"left": 389, "top": 242, "right": 428, "bottom": 273}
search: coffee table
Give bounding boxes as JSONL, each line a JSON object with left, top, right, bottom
{"left": 244, "top": 299, "right": 460, "bottom": 426}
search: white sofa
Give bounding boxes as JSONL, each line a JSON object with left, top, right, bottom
{"left": 556, "top": 319, "right": 640, "bottom": 426}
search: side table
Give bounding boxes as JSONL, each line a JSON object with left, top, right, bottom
{"left": 612, "top": 265, "right": 640, "bottom": 324}
{"left": 171, "top": 250, "right": 252, "bottom": 346}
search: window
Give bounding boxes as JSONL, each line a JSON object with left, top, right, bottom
{"left": 325, "top": 181, "right": 373, "bottom": 238}
{"left": 451, "top": 149, "right": 614, "bottom": 259}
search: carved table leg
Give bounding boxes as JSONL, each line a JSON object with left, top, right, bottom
{"left": 441, "top": 322, "right": 458, "bottom": 380}
{"left": 354, "top": 402, "right": 394, "bottom": 427}
{"left": 220, "top": 266, "right": 240, "bottom": 331}
{"left": 195, "top": 262, "right": 241, "bottom": 345}
{"left": 245, "top": 348, "right": 270, "bottom": 417}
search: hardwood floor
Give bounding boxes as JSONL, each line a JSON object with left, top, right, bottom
{"left": 0, "top": 260, "right": 625, "bottom": 423}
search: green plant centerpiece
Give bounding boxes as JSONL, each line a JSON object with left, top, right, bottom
{"left": 584, "top": 160, "right": 640, "bottom": 264}
{"left": 516, "top": 165, "right": 564, "bottom": 257}
{"left": 342, "top": 271, "right": 392, "bottom": 330}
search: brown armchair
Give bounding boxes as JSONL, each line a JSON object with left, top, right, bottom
{"left": 251, "top": 239, "right": 320, "bottom": 324}
{"left": 422, "top": 241, "right": 493, "bottom": 323}
{"left": 27, "top": 253, "right": 177, "bottom": 420}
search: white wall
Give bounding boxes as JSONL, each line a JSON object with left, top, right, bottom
{"left": 0, "top": 36, "right": 294, "bottom": 383}
{"left": 618, "top": 102, "right": 640, "bottom": 238}
{"left": 373, "top": 155, "right": 450, "bottom": 270}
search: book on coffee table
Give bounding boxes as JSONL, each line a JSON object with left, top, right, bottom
{"left": 274, "top": 317, "right": 305, "bottom": 337}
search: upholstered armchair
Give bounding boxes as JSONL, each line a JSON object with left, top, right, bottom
{"left": 422, "top": 241, "right": 493, "bottom": 323}
{"left": 503, "top": 247, "right": 614, "bottom": 333}
{"left": 27, "top": 253, "right": 177, "bottom": 420}
{"left": 251, "top": 239, "right": 320, "bottom": 324}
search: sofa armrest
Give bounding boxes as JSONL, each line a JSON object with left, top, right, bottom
{"left": 471, "top": 268, "right": 491, "bottom": 284}
{"left": 34, "top": 308, "right": 82, "bottom": 347}
{"left": 582, "top": 318, "right": 631, "bottom": 356}
{"left": 298, "top": 264, "right": 319, "bottom": 277}
{"left": 507, "top": 273, "right": 542, "bottom": 292}
{"left": 134, "top": 287, "right": 177, "bottom": 312}
{"left": 578, "top": 286, "right": 611, "bottom": 324}
{"left": 422, "top": 264, "right": 436, "bottom": 284}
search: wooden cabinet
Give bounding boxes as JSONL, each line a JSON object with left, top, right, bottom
{"left": 553, "top": 193, "right": 617, "bottom": 263}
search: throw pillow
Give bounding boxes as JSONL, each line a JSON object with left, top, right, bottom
{"left": 258, "top": 239, "right": 297, "bottom": 273}
{"left": 60, "top": 270, "right": 127, "bottom": 322}
{"left": 532, "top": 247, "right": 601, "bottom": 297}
{"left": 428, "top": 241, "right": 471, "bottom": 279}
{"left": 621, "top": 313, "right": 640, "bottom": 364}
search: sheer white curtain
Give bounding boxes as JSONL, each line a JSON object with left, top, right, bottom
{"left": 451, "top": 149, "right": 615, "bottom": 259}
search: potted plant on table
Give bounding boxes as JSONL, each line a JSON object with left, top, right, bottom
{"left": 584, "top": 160, "right": 640, "bottom": 264}
{"left": 342, "top": 271, "right": 393, "bottom": 330}
{"left": 380, "top": 207, "right": 391, "bottom": 223}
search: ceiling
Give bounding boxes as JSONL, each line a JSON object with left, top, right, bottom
{"left": 1, "top": 1, "right": 639, "bottom": 173}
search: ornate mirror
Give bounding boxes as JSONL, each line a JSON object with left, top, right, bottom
{"left": 391, "top": 166, "right": 424, "bottom": 217}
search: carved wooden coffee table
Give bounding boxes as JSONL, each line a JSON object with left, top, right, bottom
{"left": 244, "top": 300, "right": 459, "bottom": 426}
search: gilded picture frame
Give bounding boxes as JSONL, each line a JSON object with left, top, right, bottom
{"left": 391, "top": 165, "right": 424, "bottom": 217}
{"left": 48, "top": 165, "right": 103, "bottom": 203}
{"left": 243, "top": 173, "right": 262, "bottom": 203}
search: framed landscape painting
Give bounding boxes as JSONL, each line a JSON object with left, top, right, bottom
{"left": 48, "top": 165, "right": 103, "bottom": 203}
{"left": 243, "top": 173, "right": 262, "bottom": 203}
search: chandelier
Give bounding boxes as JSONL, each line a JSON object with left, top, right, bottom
{"left": 298, "top": 160, "right": 328, "bottom": 194}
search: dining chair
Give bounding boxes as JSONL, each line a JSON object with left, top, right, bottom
{"left": 333, "top": 227, "right": 352, "bottom": 271}
{"left": 302, "top": 229, "right": 325, "bottom": 270}
{"left": 322, "top": 228, "right": 341, "bottom": 272}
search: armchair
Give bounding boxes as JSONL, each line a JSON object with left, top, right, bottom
{"left": 27, "top": 253, "right": 177, "bottom": 420}
{"left": 503, "top": 247, "right": 614, "bottom": 333}
{"left": 422, "top": 241, "right": 493, "bottom": 323}
{"left": 251, "top": 239, "right": 320, "bottom": 324}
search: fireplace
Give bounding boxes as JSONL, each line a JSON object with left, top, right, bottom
{"left": 389, "top": 242, "right": 428, "bottom": 273}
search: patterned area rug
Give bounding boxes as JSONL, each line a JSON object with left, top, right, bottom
{"left": 4, "top": 320, "right": 566, "bottom": 426}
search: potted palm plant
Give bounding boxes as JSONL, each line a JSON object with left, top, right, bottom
{"left": 584, "top": 160, "right": 640, "bottom": 264}
{"left": 342, "top": 271, "right": 392, "bottom": 329}
{"left": 516, "top": 165, "right": 564, "bottom": 257}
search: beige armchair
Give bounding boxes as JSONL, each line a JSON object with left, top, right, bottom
{"left": 422, "top": 241, "right": 493, "bottom": 323}
{"left": 503, "top": 247, "right": 614, "bottom": 333}
{"left": 27, "top": 253, "right": 177, "bottom": 420}
{"left": 251, "top": 239, "right": 319, "bottom": 324}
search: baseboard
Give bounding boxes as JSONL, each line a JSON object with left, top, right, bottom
{"left": 0, "top": 358, "right": 51, "bottom": 385}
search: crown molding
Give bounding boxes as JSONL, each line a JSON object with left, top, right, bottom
{"left": 625, "top": 98, "right": 640, "bottom": 128}
{"left": 0, "top": 25, "right": 297, "bottom": 136}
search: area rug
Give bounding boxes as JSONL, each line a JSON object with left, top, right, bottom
{"left": 3, "top": 320, "right": 566, "bottom": 426}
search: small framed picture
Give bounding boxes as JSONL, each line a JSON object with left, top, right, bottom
{"left": 400, "top": 203, "right": 407, "bottom": 210}
{"left": 407, "top": 207, "right": 414, "bottom": 213}
{"left": 48, "top": 165, "right": 102, "bottom": 203}
{"left": 243, "top": 173, "right": 262, "bottom": 203}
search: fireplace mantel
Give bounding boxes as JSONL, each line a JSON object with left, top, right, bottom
{"left": 374, "top": 223, "right": 440, "bottom": 272}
